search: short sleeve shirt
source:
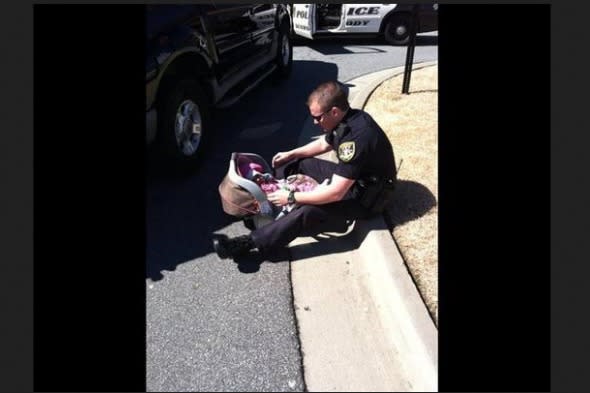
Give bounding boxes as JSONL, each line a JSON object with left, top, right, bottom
{"left": 325, "top": 109, "right": 397, "bottom": 182}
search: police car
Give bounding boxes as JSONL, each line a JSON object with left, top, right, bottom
{"left": 290, "top": 4, "right": 438, "bottom": 45}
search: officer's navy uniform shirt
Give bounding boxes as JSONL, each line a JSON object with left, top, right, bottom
{"left": 325, "top": 108, "right": 397, "bottom": 182}
{"left": 250, "top": 108, "right": 396, "bottom": 251}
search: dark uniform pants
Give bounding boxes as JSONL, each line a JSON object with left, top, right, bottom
{"left": 250, "top": 157, "right": 370, "bottom": 252}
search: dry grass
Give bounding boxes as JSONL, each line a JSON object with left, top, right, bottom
{"left": 364, "top": 65, "right": 438, "bottom": 325}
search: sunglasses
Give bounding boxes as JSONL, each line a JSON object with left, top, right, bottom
{"left": 311, "top": 108, "right": 331, "bottom": 122}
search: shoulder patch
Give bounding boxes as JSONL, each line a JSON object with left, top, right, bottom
{"left": 338, "top": 141, "right": 356, "bottom": 162}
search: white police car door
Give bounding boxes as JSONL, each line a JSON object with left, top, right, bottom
{"left": 342, "top": 4, "right": 397, "bottom": 33}
{"left": 292, "top": 4, "right": 316, "bottom": 39}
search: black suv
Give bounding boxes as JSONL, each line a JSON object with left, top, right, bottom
{"left": 146, "top": 4, "right": 292, "bottom": 169}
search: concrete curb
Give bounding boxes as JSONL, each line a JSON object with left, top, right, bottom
{"left": 292, "top": 61, "right": 438, "bottom": 391}
{"left": 350, "top": 61, "right": 438, "bottom": 387}
{"left": 354, "top": 217, "right": 437, "bottom": 390}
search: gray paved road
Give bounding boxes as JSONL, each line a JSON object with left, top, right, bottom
{"left": 146, "top": 32, "right": 437, "bottom": 392}
{"left": 293, "top": 32, "right": 437, "bottom": 82}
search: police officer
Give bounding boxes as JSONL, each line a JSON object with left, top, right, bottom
{"left": 213, "top": 80, "right": 397, "bottom": 259}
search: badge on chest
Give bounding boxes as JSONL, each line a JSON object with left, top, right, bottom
{"left": 338, "top": 141, "right": 356, "bottom": 162}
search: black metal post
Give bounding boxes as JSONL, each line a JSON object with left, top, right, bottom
{"left": 402, "top": 4, "right": 419, "bottom": 94}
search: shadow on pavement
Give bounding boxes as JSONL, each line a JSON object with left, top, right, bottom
{"left": 383, "top": 179, "right": 437, "bottom": 230}
{"left": 229, "top": 219, "right": 357, "bottom": 272}
{"left": 288, "top": 229, "right": 362, "bottom": 262}
{"left": 294, "top": 34, "right": 437, "bottom": 55}
{"left": 231, "top": 247, "right": 290, "bottom": 273}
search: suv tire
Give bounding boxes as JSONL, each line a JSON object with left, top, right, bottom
{"left": 274, "top": 22, "right": 293, "bottom": 79}
{"left": 158, "top": 78, "right": 210, "bottom": 171}
{"left": 384, "top": 14, "right": 411, "bottom": 46}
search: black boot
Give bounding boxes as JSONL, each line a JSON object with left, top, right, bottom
{"left": 213, "top": 234, "right": 256, "bottom": 259}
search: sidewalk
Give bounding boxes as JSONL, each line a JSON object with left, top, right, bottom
{"left": 290, "top": 61, "right": 438, "bottom": 392}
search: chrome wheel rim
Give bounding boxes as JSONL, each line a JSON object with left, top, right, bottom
{"left": 174, "top": 99, "right": 202, "bottom": 156}
{"left": 395, "top": 24, "right": 407, "bottom": 37}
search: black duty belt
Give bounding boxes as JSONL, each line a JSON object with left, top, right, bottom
{"left": 355, "top": 175, "right": 396, "bottom": 214}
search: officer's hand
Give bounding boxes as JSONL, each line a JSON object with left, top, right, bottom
{"left": 267, "top": 190, "right": 289, "bottom": 206}
{"left": 272, "top": 151, "right": 292, "bottom": 168}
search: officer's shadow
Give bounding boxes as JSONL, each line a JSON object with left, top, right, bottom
{"left": 233, "top": 179, "right": 436, "bottom": 271}
{"left": 383, "top": 179, "right": 437, "bottom": 229}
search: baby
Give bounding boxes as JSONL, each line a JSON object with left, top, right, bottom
{"left": 257, "top": 174, "right": 317, "bottom": 194}
{"left": 260, "top": 174, "right": 322, "bottom": 218}
{"left": 238, "top": 160, "right": 324, "bottom": 218}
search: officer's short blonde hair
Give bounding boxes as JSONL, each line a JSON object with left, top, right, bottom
{"left": 307, "top": 81, "right": 350, "bottom": 112}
